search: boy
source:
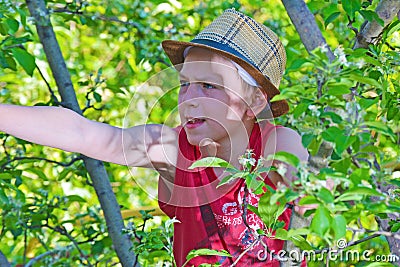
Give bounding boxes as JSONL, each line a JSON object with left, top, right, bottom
{"left": 0, "top": 8, "right": 308, "bottom": 266}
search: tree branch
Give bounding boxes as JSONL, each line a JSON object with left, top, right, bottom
{"left": 354, "top": 0, "right": 400, "bottom": 49}
{"left": 0, "top": 155, "right": 83, "bottom": 171}
{"left": 25, "top": 1, "right": 138, "bottom": 266}
{"left": 0, "top": 250, "right": 11, "bottom": 267}
{"left": 281, "top": 0, "right": 335, "bottom": 61}
{"left": 25, "top": 248, "right": 72, "bottom": 267}
{"left": 281, "top": 0, "right": 400, "bottom": 262}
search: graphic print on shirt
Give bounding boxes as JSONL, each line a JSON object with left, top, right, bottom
{"left": 213, "top": 182, "right": 265, "bottom": 250}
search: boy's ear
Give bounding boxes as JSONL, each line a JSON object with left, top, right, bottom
{"left": 246, "top": 88, "right": 268, "bottom": 118}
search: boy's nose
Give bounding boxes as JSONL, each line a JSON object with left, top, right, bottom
{"left": 180, "top": 83, "right": 202, "bottom": 106}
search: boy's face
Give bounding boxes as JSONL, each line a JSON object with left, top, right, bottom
{"left": 178, "top": 48, "right": 255, "bottom": 147}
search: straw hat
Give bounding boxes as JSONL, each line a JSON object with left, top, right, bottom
{"left": 162, "top": 8, "right": 288, "bottom": 117}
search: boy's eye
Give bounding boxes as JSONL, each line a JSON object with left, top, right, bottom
{"left": 202, "top": 83, "right": 217, "bottom": 89}
{"left": 180, "top": 81, "right": 190, "bottom": 87}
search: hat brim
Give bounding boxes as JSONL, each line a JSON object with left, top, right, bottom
{"left": 162, "top": 39, "right": 289, "bottom": 118}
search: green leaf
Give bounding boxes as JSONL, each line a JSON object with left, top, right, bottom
{"left": 310, "top": 206, "right": 331, "bottom": 236}
{"left": 275, "top": 228, "right": 288, "bottom": 240}
{"left": 258, "top": 192, "right": 279, "bottom": 227}
{"left": 285, "top": 58, "right": 309, "bottom": 72}
{"left": 363, "top": 121, "right": 395, "bottom": 139}
{"left": 342, "top": 0, "right": 361, "bottom": 20}
{"left": 247, "top": 204, "right": 261, "bottom": 218}
{"left": 266, "top": 151, "right": 300, "bottom": 168}
{"left": 217, "top": 172, "right": 247, "bottom": 188}
{"left": 326, "top": 83, "right": 351, "bottom": 96}
{"left": 189, "top": 157, "right": 235, "bottom": 170}
{"left": 298, "top": 195, "right": 320, "bottom": 205}
{"left": 5, "top": 18, "right": 19, "bottom": 33}
{"left": 186, "top": 249, "right": 231, "bottom": 261}
{"left": 359, "top": 97, "right": 378, "bottom": 109}
{"left": 321, "top": 126, "right": 342, "bottom": 142}
{"left": 302, "top": 134, "right": 315, "bottom": 148}
{"left": 335, "top": 134, "right": 356, "bottom": 155}
{"left": 0, "top": 22, "right": 8, "bottom": 35}
{"left": 359, "top": 10, "right": 384, "bottom": 26}
{"left": 332, "top": 215, "right": 347, "bottom": 239}
{"left": 387, "top": 20, "right": 400, "bottom": 37}
{"left": 0, "top": 51, "right": 17, "bottom": 70}
{"left": 290, "top": 235, "right": 314, "bottom": 250}
{"left": 390, "top": 222, "right": 400, "bottom": 232}
{"left": 245, "top": 174, "right": 264, "bottom": 193}
{"left": 329, "top": 87, "right": 351, "bottom": 96}
{"left": 24, "top": 168, "right": 48, "bottom": 180}
{"left": 92, "top": 240, "right": 105, "bottom": 254}
{"left": 0, "top": 189, "right": 9, "bottom": 205}
{"left": 325, "top": 12, "right": 341, "bottom": 27}
{"left": 287, "top": 228, "right": 310, "bottom": 237}
{"left": 348, "top": 73, "right": 381, "bottom": 88}
{"left": 320, "top": 112, "right": 342, "bottom": 123}
{"left": 270, "top": 92, "right": 297, "bottom": 102}
{"left": 363, "top": 262, "right": 395, "bottom": 267}
{"left": 66, "top": 195, "right": 86, "bottom": 203}
{"left": 217, "top": 174, "right": 234, "bottom": 187}
{"left": 293, "top": 102, "right": 309, "bottom": 119}
{"left": 11, "top": 47, "right": 36, "bottom": 76}
{"left": 317, "top": 187, "right": 334, "bottom": 203}
{"left": 0, "top": 173, "right": 14, "bottom": 179}
{"left": 93, "top": 92, "right": 102, "bottom": 102}
{"left": 335, "top": 187, "right": 383, "bottom": 202}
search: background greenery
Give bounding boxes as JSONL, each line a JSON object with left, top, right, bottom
{"left": 0, "top": 0, "right": 399, "bottom": 266}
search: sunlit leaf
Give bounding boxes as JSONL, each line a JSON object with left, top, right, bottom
{"left": 267, "top": 151, "right": 300, "bottom": 168}
{"left": 189, "top": 157, "right": 236, "bottom": 170}
{"left": 11, "top": 47, "right": 35, "bottom": 76}
{"left": 310, "top": 206, "right": 331, "bottom": 236}
{"left": 335, "top": 187, "right": 384, "bottom": 202}
{"left": 186, "top": 249, "right": 231, "bottom": 261}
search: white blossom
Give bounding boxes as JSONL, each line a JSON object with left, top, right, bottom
{"left": 334, "top": 45, "right": 350, "bottom": 67}
{"left": 276, "top": 163, "right": 287, "bottom": 177}
{"left": 361, "top": 180, "right": 372, "bottom": 188}
{"left": 334, "top": 45, "right": 345, "bottom": 57}
{"left": 308, "top": 104, "right": 321, "bottom": 116}
{"left": 320, "top": 43, "right": 329, "bottom": 53}
{"left": 238, "top": 157, "right": 256, "bottom": 167}
{"left": 355, "top": 59, "right": 366, "bottom": 68}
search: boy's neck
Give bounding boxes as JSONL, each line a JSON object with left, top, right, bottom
{"left": 199, "top": 119, "right": 255, "bottom": 169}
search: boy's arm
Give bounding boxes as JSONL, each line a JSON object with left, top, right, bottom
{"left": 264, "top": 126, "right": 309, "bottom": 185}
{"left": 265, "top": 127, "right": 329, "bottom": 215}
{"left": 0, "top": 104, "right": 178, "bottom": 175}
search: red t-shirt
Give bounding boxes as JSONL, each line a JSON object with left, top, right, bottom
{"left": 158, "top": 122, "right": 293, "bottom": 266}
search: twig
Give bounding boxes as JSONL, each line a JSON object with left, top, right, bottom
{"left": 347, "top": 233, "right": 381, "bottom": 248}
{"left": 25, "top": 249, "right": 64, "bottom": 267}
{"left": 23, "top": 228, "right": 28, "bottom": 265}
{"left": 347, "top": 227, "right": 400, "bottom": 242}
{"left": 0, "top": 155, "right": 83, "bottom": 171}
{"left": 347, "top": 15, "right": 359, "bottom": 35}
{"left": 51, "top": 8, "right": 141, "bottom": 28}
{"left": 229, "top": 236, "right": 261, "bottom": 266}
{"left": 35, "top": 62, "right": 61, "bottom": 105}
{"left": 45, "top": 224, "right": 92, "bottom": 266}
{"left": 82, "top": 104, "right": 103, "bottom": 114}
{"left": 241, "top": 185, "right": 253, "bottom": 231}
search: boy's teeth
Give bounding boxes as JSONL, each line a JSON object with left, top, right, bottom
{"left": 188, "top": 118, "right": 203, "bottom": 123}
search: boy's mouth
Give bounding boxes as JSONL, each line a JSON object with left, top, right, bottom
{"left": 185, "top": 118, "right": 206, "bottom": 129}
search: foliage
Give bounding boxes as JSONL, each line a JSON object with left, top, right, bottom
{"left": 0, "top": 0, "right": 399, "bottom": 266}
{"left": 122, "top": 211, "right": 177, "bottom": 266}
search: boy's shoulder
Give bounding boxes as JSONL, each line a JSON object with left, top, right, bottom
{"left": 263, "top": 123, "right": 308, "bottom": 161}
